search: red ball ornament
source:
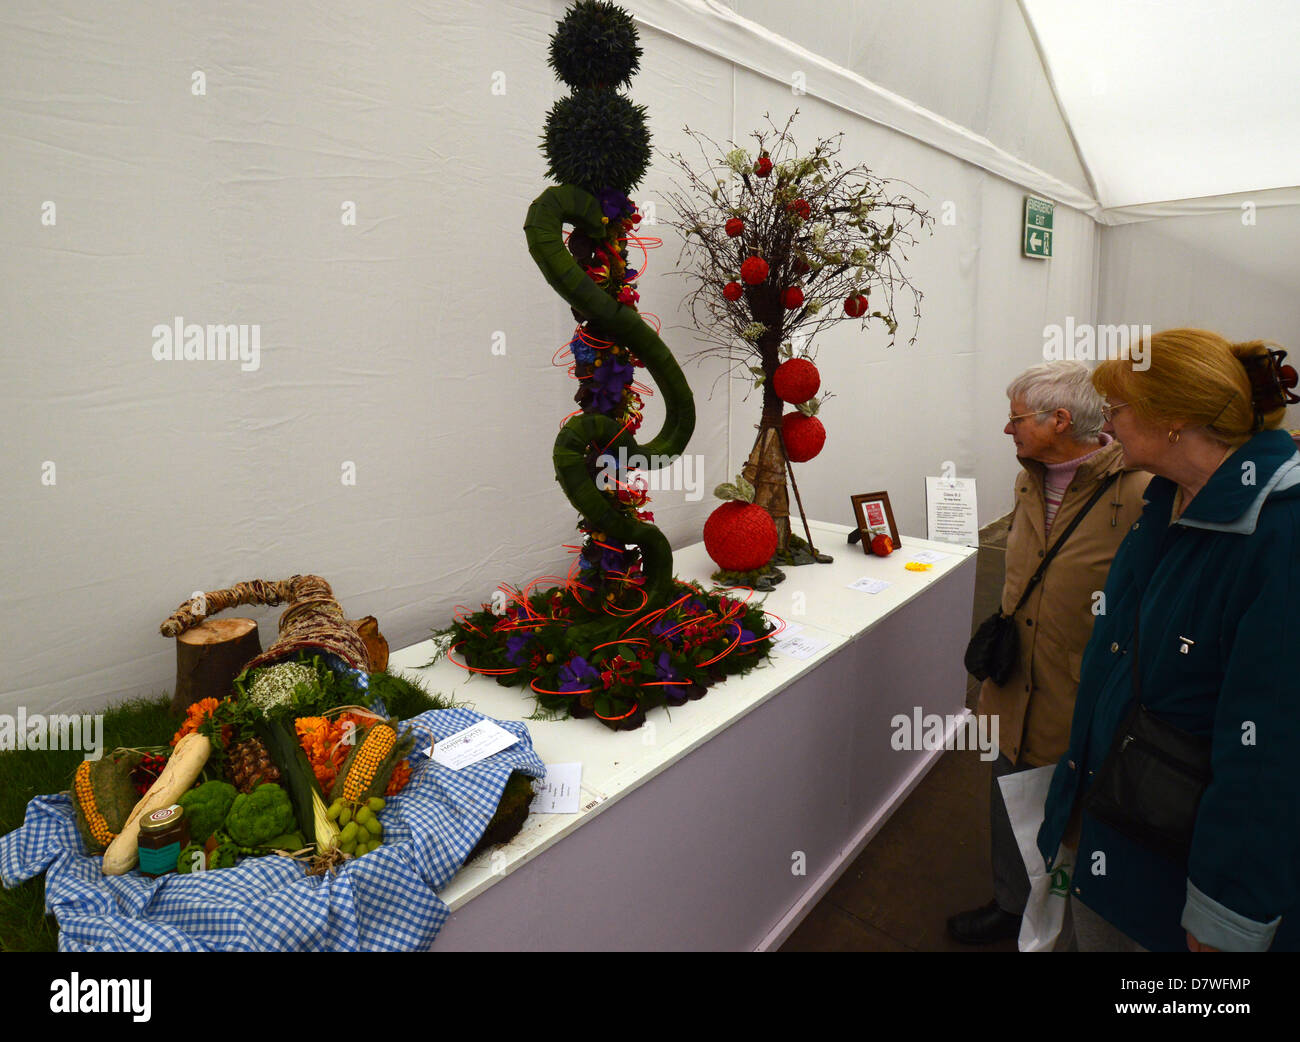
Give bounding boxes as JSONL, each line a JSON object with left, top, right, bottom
{"left": 773, "top": 358, "right": 821, "bottom": 404}
{"left": 781, "top": 286, "right": 805, "bottom": 310}
{"left": 754, "top": 156, "right": 773, "bottom": 177}
{"left": 703, "top": 502, "right": 778, "bottom": 572}
{"left": 870, "top": 533, "right": 894, "bottom": 557}
{"left": 740, "top": 256, "right": 769, "bottom": 285}
{"left": 782, "top": 412, "right": 826, "bottom": 463}
{"left": 725, "top": 217, "right": 745, "bottom": 237}
{"left": 785, "top": 198, "right": 811, "bottom": 220}
{"left": 722, "top": 281, "right": 743, "bottom": 302}
{"left": 843, "top": 295, "right": 867, "bottom": 318}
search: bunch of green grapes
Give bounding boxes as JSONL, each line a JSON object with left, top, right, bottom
{"left": 326, "top": 796, "right": 386, "bottom": 857}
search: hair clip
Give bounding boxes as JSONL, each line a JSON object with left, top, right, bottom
{"left": 1242, "top": 348, "right": 1299, "bottom": 427}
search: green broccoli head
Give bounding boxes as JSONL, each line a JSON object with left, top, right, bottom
{"left": 178, "top": 780, "right": 238, "bottom": 843}
{"left": 224, "top": 783, "right": 296, "bottom": 847}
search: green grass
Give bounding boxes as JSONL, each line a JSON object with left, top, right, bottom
{"left": 0, "top": 695, "right": 178, "bottom": 952}
{"left": 0, "top": 674, "right": 459, "bottom": 952}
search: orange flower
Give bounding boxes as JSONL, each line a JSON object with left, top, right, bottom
{"left": 385, "top": 758, "right": 412, "bottom": 796}
{"left": 171, "top": 697, "right": 221, "bottom": 746}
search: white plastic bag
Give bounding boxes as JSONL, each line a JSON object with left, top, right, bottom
{"left": 998, "top": 764, "right": 1074, "bottom": 952}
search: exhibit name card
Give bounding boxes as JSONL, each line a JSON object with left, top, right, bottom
{"left": 531, "top": 763, "right": 583, "bottom": 814}
{"left": 848, "top": 577, "right": 891, "bottom": 594}
{"left": 925, "top": 476, "right": 979, "bottom": 546}
{"left": 432, "top": 719, "right": 519, "bottom": 770}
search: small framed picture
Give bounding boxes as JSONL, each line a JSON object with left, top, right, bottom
{"left": 851, "top": 491, "right": 900, "bottom": 554}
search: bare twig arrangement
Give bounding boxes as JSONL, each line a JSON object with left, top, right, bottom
{"left": 661, "top": 112, "right": 932, "bottom": 563}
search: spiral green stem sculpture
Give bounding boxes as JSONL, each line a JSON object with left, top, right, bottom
{"left": 524, "top": 184, "right": 695, "bottom": 608}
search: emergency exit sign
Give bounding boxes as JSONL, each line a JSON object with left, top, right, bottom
{"left": 1024, "top": 196, "right": 1054, "bottom": 258}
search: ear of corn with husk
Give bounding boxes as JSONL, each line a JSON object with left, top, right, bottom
{"left": 71, "top": 750, "right": 144, "bottom": 853}
{"left": 330, "top": 722, "right": 415, "bottom": 805}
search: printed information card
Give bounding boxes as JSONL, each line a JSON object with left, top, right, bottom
{"left": 530, "top": 763, "right": 583, "bottom": 814}
{"left": 926, "top": 475, "right": 979, "bottom": 547}
{"left": 432, "top": 719, "right": 519, "bottom": 770}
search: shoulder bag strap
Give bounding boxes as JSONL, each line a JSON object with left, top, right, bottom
{"left": 1010, "top": 471, "right": 1120, "bottom": 615}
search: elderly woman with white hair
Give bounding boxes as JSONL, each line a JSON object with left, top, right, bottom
{"left": 947, "top": 361, "right": 1150, "bottom": 945}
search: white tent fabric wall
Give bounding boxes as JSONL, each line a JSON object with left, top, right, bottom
{"left": 2, "top": 0, "right": 1289, "bottom": 718}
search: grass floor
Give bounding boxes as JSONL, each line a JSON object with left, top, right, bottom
{"left": 0, "top": 675, "right": 457, "bottom": 952}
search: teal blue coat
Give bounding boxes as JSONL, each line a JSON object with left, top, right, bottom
{"left": 1038, "top": 428, "right": 1300, "bottom": 951}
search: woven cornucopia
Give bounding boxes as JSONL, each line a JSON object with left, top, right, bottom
{"left": 161, "top": 574, "right": 382, "bottom": 673}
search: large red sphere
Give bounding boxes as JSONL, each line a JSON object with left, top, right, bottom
{"left": 773, "top": 358, "right": 821, "bottom": 404}
{"left": 843, "top": 295, "right": 867, "bottom": 318}
{"left": 703, "top": 502, "right": 778, "bottom": 572}
{"left": 740, "top": 256, "right": 769, "bottom": 285}
{"left": 723, "top": 281, "right": 743, "bottom": 301}
{"left": 725, "top": 217, "right": 745, "bottom": 237}
{"left": 782, "top": 413, "right": 826, "bottom": 463}
{"left": 754, "top": 156, "right": 773, "bottom": 177}
{"left": 781, "top": 286, "right": 805, "bottom": 310}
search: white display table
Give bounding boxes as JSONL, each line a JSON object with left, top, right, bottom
{"left": 388, "top": 520, "right": 977, "bottom": 950}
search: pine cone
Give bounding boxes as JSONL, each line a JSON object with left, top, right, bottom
{"left": 227, "top": 736, "right": 281, "bottom": 794}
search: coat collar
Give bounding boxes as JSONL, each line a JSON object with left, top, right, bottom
{"left": 1148, "top": 429, "right": 1300, "bottom": 535}
{"left": 1017, "top": 438, "right": 1128, "bottom": 487}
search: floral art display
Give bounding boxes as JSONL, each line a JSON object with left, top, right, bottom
{"left": 433, "top": 1, "right": 777, "bottom": 731}
{"left": 664, "top": 113, "right": 931, "bottom": 586}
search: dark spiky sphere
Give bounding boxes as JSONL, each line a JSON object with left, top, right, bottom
{"left": 548, "top": 0, "right": 642, "bottom": 90}
{"left": 543, "top": 89, "right": 651, "bottom": 194}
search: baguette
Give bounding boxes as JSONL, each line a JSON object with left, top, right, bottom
{"left": 102, "top": 732, "right": 212, "bottom": 876}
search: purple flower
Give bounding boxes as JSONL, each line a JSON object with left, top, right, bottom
{"left": 558, "top": 656, "right": 599, "bottom": 694}
{"left": 505, "top": 633, "right": 533, "bottom": 665}
{"left": 650, "top": 615, "right": 683, "bottom": 648}
{"left": 654, "top": 652, "right": 680, "bottom": 682}
{"left": 597, "top": 188, "right": 633, "bottom": 221}
{"left": 587, "top": 354, "right": 634, "bottom": 413}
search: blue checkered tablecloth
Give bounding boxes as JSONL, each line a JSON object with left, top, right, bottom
{"left": 0, "top": 707, "right": 545, "bottom": 951}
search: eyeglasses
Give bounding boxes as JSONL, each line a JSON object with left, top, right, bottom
{"left": 1101, "top": 401, "right": 1131, "bottom": 422}
{"left": 1007, "top": 409, "right": 1050, "bottom": 426}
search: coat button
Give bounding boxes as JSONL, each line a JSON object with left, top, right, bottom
{"left": 1038, "top": 550, "right": 1045, "bottom": 558}
{"left": 1021, "top": 487, "right": 1028, "bottom": 493}
{"left": 1110, "top": 642, "right": 1120, "bottom": 653}
{"left": 1026, "top": 619, "right": 1033, "bottom": 626}
{"left": 1133, "top": 522, "right": 1140, "bottom": 530}
{"left": 1068, "top": 760, "right": 1076, "bottom": 770}
{"left": 1024, "top": 684, "right": 1030, "bottom": 692}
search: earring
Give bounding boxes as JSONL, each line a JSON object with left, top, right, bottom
{"left": 1167, "top": 429, "right": 1181, "bottom": 444}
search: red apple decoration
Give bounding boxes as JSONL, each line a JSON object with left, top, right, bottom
{"left": 740, "top": 256, "right": 769, "bottom": 285}
{"left": 754, "top": 155, "right": 773, "bottom": 177}
{"left": 725, "top": 217, "right": 745, "bottom": 237}
{"left": 843, "top": 294, "right": 868, "bottom": 318}
{"left": 782, "top": 412, "right": 826, "bottom": 462}
{"left": 781, "top": 286, "right": 805, "bottom": 310}
{"left": 723, "top": 281, "right": 743, "bottom": 301}
{"left": 870, "top": 533, "right": 894, "bottom": 557}
{"left": 704, "top": 501, "right": 778, "bottom": 572}
{"left": 773, "top": 358, "right": 820, "bottom": 404}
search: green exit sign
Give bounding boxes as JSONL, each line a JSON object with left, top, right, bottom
{"left": 1024, "top": 196, "right": 1054, "bottom": 258}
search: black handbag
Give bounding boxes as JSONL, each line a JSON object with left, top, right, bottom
{"left": 1083, "top": 612, "right": 1212, "bottom": 863}
{"left": 965, "top": 473, "right": 1118, "bottom": 685}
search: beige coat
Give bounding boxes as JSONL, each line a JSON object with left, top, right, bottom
{"left": 977, "top": 441, "right": 1150, "bottom": 766}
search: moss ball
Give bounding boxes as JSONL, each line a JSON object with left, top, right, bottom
{"left": 548, "top": 1, "right": 642, "bottom": 90}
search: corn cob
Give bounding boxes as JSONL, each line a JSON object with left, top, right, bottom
{"left": 342, "top": 725, "right": 396, "bottom": 802}
{"left": 74, "top": 761, "right": 117, "bottom": 848}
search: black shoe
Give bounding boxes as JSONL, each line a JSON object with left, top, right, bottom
{"left": 946, "top": 900, "right": 1022, "bottom": 944}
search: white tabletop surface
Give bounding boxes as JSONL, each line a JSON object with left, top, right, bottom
{"left": 386, "top": 520, "right": 976, "bottom": 910}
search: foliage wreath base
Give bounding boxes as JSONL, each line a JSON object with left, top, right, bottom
{"left": 442, "top": 578, "right": 775, "bottom": 732}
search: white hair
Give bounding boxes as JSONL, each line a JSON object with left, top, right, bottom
{"left": 1006, "top": 361, "right": 1104, "bottom": 441}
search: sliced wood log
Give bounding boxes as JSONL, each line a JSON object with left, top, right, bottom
{"left": 171, "top": 617, "right": 261, "bottom": 713}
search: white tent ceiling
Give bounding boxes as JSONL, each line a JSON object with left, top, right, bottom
{"left": 1021, "top": 0, "right": 1300, "bottom": 208}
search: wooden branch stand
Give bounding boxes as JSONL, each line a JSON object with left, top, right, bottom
{"left": 171, "top": 617, "right": 261, "bottom": 713}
